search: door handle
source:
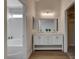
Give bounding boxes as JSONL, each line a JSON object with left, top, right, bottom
{"left": 8, "top": 37, "right": 10, "bottom": 39}
{"left": 8, "top": 36, "right": 13, "bottom": 39}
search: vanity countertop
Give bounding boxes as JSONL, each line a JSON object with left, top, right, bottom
{"left": 32, "top": 32, "right": 64, "bottom": 35}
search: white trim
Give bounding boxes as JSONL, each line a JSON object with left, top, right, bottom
{"left": 64, "top": 11, "right": 68, "bottom": 52}
{"left": 27, "top": 49, "right": 32, "bottom": 59}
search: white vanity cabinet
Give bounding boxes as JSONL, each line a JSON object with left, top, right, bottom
{"left": 33, "top": 34, "right": 64, "bottom": 51}
{"left": 32, "top": 18, "right": 64, "bottom": 51}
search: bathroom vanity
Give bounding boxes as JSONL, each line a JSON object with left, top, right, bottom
{"left": 32, "top": 18, "right": 64, "bottom": 51}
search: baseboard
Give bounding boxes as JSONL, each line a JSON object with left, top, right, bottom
{"left": 27, "top": 49, "right": 32, "bottom": 59}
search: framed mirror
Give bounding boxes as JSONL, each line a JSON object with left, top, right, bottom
{"left": 38, "top": 18, "right": 58, "bottom": 33}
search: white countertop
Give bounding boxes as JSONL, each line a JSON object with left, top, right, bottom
{"left": 32, "top": 31, "right": 63, "bottom": 35}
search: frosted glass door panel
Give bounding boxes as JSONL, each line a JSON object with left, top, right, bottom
{"left": 7, "top": 18, "right": 23, "bottom": 46}
{"left": 8, "top": 19, "right": 23, "bottom": 39}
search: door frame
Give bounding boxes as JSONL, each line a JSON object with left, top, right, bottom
{"left": 65, "top": 2, "right": 75, "bottom": 52}
{"left": 4, "top": 0, "right": 7, "bottom": 59}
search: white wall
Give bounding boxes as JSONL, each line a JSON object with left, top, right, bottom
{"left": 61, "top": 0, "right": 75, "bottom": 52}
{"left": 19, "top": 0, "right": 35, "bottom": 59}
{"left": 24, "top": 0, "right": 35, "bottom": 59}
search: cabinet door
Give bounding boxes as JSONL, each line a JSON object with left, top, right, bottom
{"left": 48, "top": 35, "right": 63, "bottom": 45}
{"left": 39, "top": 36, "right": 48, "bottom": 45}
{"left": 49, "top": 36, "right": 57, "bottom": 45}
{"left": 56, "top": 35, "right": 63, "bottom": 45}
{"left": 34, "top": 36, "right": 40, "bottom": 45}
{"left": 47, "top": 36, "right": 58, "bottom": 45}
{"left": 47, "top": 36, "right": 53, "bottom": 45}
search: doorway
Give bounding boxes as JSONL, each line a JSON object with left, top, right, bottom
{"left": 66, "top": 4, "right": 75, "bottom": 58}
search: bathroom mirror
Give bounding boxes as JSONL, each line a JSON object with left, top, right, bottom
{"left": 38, "top": 18, "right": 58, "bottom": 33}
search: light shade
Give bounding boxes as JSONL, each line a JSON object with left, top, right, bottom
{"left": 40, "top": 11, "right": 55, "bottom": 17}
{"left": 8, "top": 14, "right": 23, "bottom": 18}
{"left": 41, "top": 12, "right": 55, "bottom": 16}
{"left": 12, "top": 14, "right": 23, "bottom": 18}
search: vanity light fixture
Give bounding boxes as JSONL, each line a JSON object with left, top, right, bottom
{"left": 41, "top": 12, "right": 55, "bottom": 17}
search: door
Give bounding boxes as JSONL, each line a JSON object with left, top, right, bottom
{"left": 7, "top": 0, "right": 25, "bottom": 59}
